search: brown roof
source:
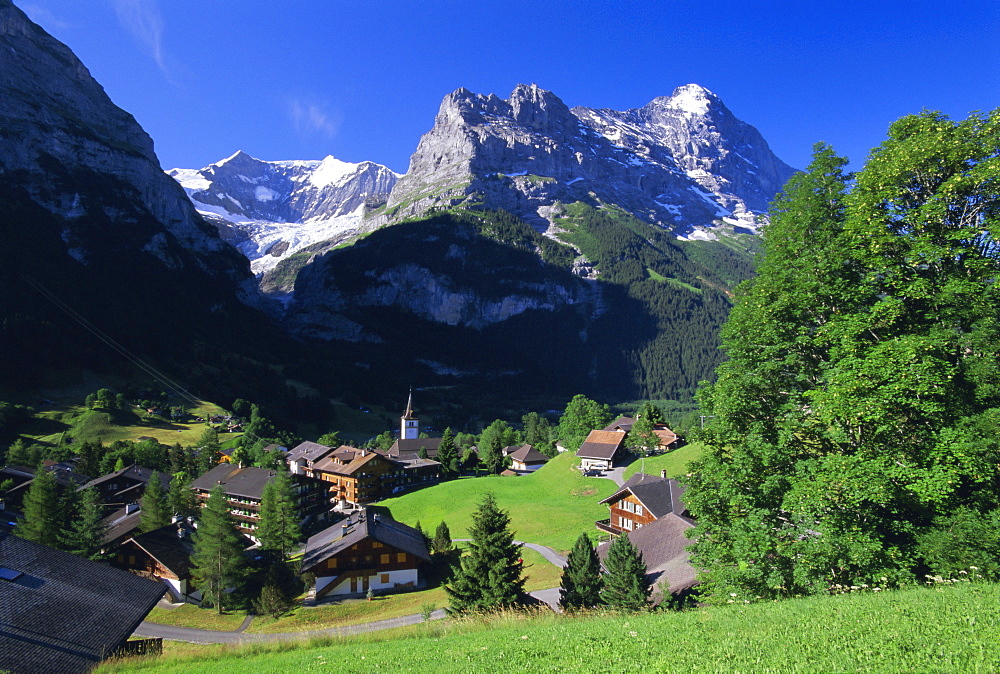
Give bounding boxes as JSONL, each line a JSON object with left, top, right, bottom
{"left": 507, "top": 444, "right": 548, "bottom": 464}
{"left": 311, "top": 450, "right": 386, "bottom": 476}
{"left": 576, "top": 430, "right": 627, "bottom": 460}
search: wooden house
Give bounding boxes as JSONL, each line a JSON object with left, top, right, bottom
{"left": 596, "top": 471, "right": 690, "bottom": 535}
{"left": 79, "top": 464, "right": 170, "bottom": 517}
{"left": 301, "top": 446, "right": 440, "bottom": 507}
{"left": 112, "top": 521, "right": 197, "bottom": 602}
{"left": 301, "top": 509, "right": 431, "bottom": 599}
{"left": 576, "top": 430, "right": 628, "bottom": 471}
{"left": 503, "top": 444, "right": 549, "bottom": 472}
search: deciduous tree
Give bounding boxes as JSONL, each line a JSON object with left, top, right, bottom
{"left": 557, "top": 395, "right": 612, "bottom": 451}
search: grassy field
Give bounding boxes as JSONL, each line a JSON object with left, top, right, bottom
{"left": 246, "top": 546, "right": 561, "bottom": 634}
{"left": 24, "top": 400, "right": 237, "bottom": 448}
{"left": 378, "top": 452, "right": 618, "bottom": 553}
{"left": 621, "top": 441, "right": 705, "bottom": 480}
{"left": 145, "top": 605, "right": 247, "bottom": 631}
{"left": 101, "top": 582, "right": 1000, "bottom": 673}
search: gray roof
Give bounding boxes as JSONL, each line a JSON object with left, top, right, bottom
{"left": 189, "top": 463, "right": 280, "bottom": 500}
{"left": 600, "top": 473, "right": 689, "bottom": 520}
{"left": 389, "top": 437, "right": 443, "bottom": 457}
{"left": 0, "top": 532, "right": 164, "bottom": 674}
{"left": 302, "top": 509, "right": 431, "bottom": 572}
{"left": 127, "top": 522, "right": 197, "bottom": 578}
{"left": 597, "top": 514, "right": 697, "bottom": 597}
{"left": 507, "top": 444, "right": 548, "bottom": 464}
{"left": 80, "top": 464, "right": 169, "bottom": 492}
{"left": 603, "top": 416, "right": 635, "bottom": 432}
{"left": 287, "top": 441, "right": 337, "bottom": 464}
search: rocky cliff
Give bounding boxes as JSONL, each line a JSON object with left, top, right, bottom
{"left": 372, "top": 83, "right": 796, "bottom": 240}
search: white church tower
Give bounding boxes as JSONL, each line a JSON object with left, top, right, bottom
{"left": 400, "top": 388, "right": 419, "bottom": 440}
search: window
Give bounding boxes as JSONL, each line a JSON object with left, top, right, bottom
{"left": 327, "top": 558, "right": 338, "bottom": 569}
{"left": 380, "top": 554, "right": 390, "bottom": 564}
{"left": 635, "top": 504, "right": 643, "bottom": 516}
{"left": 372, "top": 541, "right": 383, "bottom": 549}
{"left": 396, "top": 553, "right": 406, "bottom": 563}
{"left": 381, "top": 573, "right": 390, "bottom": 583}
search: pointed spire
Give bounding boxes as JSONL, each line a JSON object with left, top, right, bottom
{"left": 403, "top": 387, "right": 416, "bottom": 420}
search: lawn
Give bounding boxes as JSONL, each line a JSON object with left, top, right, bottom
{"left": 145, "top": 605, "right": 247, "bottom": 631}
{"left": 377, "top": 452, "right": 618, "bottom": 553}
{"left": 100, "top": 582, "right": 1000, "bottom": 673}
{"left": 245, "top": 546, "right": 562, "bottom": 634}
{"left": 621, "top": 441, "right": 705, "bottom": 480}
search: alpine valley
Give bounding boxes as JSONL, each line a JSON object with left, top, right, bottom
{"left": 0, "top": 0, "right": 797, "bottom": 423}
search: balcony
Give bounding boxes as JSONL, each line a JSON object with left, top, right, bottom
{"left": 595, "top": 519, "right": 620, "bottom": 535}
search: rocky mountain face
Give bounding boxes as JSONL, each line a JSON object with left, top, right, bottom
{"left": 372, "top": 83, "right": 796, "bottom": 240}
{"left": 0, "top": 0, "right": 282, "bottom": 392}
{"left": 169, "top": 152, "right": 399, "bottom": 277}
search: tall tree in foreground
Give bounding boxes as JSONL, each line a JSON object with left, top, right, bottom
{"left": 256, "top": 471, "right": 300, "bottom": 559}
{"left": 600, "top": 533, "right": 651, "bottom": 611}
{"left": 190, "top": 486, "right": 248, "bottom": 613}
{"left": 686, "top": 109, "right": 1000, "bottom": 604}
{"left": 559, "top": 532, "right": 603, "bottom": 610}
{"left": 446, "top": 493, "right": 525, "bottom": 613}
{"left": 17, "top": 469, "right": 59, "bottom": 547}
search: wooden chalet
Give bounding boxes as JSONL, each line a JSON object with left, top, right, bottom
{"left": 301, "top": 508, "right": 431, "bottom": 599}
{"left": 112, "top": 521, "right": 197, "bottom": 603}
{"left": 595, "top": 471, "right": 697, "bottom": 600}
{"left": 79, "top": 464, "right": 171, "bottom": 516}
{"left": 387, "top": 437, "right": 443, "bottom": 459}
{"left": 576, "top": 430, "right": 628, "bottom": 471}
{"left": 189, "top": 463, "right": 328, "bottom": 537}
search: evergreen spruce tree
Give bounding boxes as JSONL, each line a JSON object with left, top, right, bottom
{"left": 167, "top": 470, "right": 197, "bottom": 519}
{"left": 256, "top": 471, "right": 300, "bottom": 558}
{"left": 446, "top": 493, "right": 525, "bottom": 613}
{"left": 61, "top": 486, "right": 107, "bottom": 560}
{"left": 139, "top": 472, "right": 169, "bottom": 533}
{"left": 432, "top": 521, "right": 452, "bottom": 556}
{"left": 190, "top": 485, "right": 248, "bottom": 613}
{"left": 196, "top": 426, "right": 221, "bottom": 475}
{"left": 600, "top": 534, "right": 651, "bottom": 611}
{"left": 436, "top": 428, "right": 459, "bottom": 479}
{"left": 559, "top": 532, "right": 603, "bottom": 610}
{"left": 17, "top": 469, "right": 59, "bottom": 547}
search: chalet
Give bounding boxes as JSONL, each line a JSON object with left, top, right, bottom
{"left": 303, "top": 447, "right": 440, "bottom": 507}
{"left": 112, "top": 521, "right": 197, "bottom": 603}
{"left": 1, "top": 463, "right": 89, "bottom": 512}
{"left": 301, "top": 508, "right": 430, "bottom": 599}
{"left": 576, "top": 430, "right": 628, "bottom": 471}
{"left": 189, "top": 463, "right": 328, "bottom": 537}
{"left": 79, "top": 464, "right": 171, "bottom": 516}
{"left": 596, "top": 471, "right": 690, "bottom": 536}
{"left": 503, "top": 444, "right": 549, "bottom": 472}
{"left": 595, "top": 471, "right": 697, "bottom": 599}
{"left": 100, "top": 503, "right": 144, "bottom": 549}
{"left": 0, "top": 532, "right": 164, "bottom": 674}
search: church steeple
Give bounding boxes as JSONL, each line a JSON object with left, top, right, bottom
{"left": 400, "top": 388, "right": 418, "bottom": 439}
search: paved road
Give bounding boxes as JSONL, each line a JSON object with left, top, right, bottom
{"left": 133, "top": 608, "right": 449, "bottom": 644}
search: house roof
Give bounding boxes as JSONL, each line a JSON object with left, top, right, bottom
{"left": 599, "top": 473, "right": 689, "bottom": 520}
{"left": 576, "top": 430, "right": 627, "bottom": 460}
{"left": 311, "top": 450, "right": 388, "bottom": 477}
{"left": 603, "top": 416, "right": 635, "bottom": 432}
{"left": 189, "top": 463, "right": 279, "bottom": 500}
{"left": 597, "top": 513, "right": 697, "bottom": 596}
{"left": 0, "top": 532, "right": 164, "bottom": 674}
{"left": 79, "top": 464, "right": 168, "bottom": 492}
{"left": 100, "top": 505, "right": 143, "bottom": 546}
{"left": 287, "top": 441, "right": 337, "bottom": 464}
{"left": 507, "top": 444, "right": 548, "bottom": 464}
{"left": 301, "top": 509, "right": 430, "bottom": 572}
{"left": 127, "top": 522, "right": 196, "bottom": 578}
{"left": 388, "top": 437, "right": 443, "bottom": 457}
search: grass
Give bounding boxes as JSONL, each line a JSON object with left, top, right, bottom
{"left": 99, "top": 582, "right": 1000, "bottom": 673}
{"left": 622, "top": 442, "right": 705, "bottom": 480}
{"left": 245, "top": 547, "right": 562, "bottom": 634}
{"left": 145, "top": 605, "right": 248, "bottom": 632}
{"left": 377, "top": 452, "right": 617, "bottom": 553}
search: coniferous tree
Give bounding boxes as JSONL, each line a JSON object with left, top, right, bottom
{"left": 559, "top": 532, "right": 603, "bottom": 610}
{"left": 17, "top": 469, "right": 59, "bottom": 547}
{"left": 139, "top": 472, "right": 169, "bottom": 533}
{"left": 196, "top": 427, "right": 222, "bottom": 475}
{"left": 61, "top": 486, "right": 107, "bottom": 560}
{"left": 190, "top": 485, "right": 248, "bottom": 613}
{"left": 446, "top": 493, "right": 524, "bottom": 613}
{"left": 436, "top": 428, "right": 459, "bottom": 479}
{"left": 432, "top": 521, "right": 452, "bottom": 556}
{"left": 600, "top": 533, "right": 651, "bottom": 611}
{"left": 167, "top": 470, "right": 197, "bottom": 519}
{"left": 256, "top": 471, "right": 300, "bottom": 558}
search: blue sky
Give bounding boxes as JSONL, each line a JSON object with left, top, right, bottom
{"left": 21, "top": 0, "right": 1000, "bottom": 174}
